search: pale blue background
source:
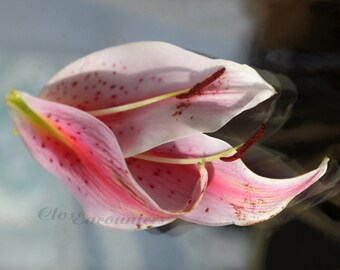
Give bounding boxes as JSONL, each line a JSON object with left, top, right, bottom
{"left": 0, "top": 1, "right": 269, "bottom": 269}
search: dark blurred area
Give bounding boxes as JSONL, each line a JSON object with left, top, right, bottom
{"left": 245, "top": 1, "right": 340, "bottom": 269}
{"left": 247, "top": 0, "right": 340, "bottom": 165}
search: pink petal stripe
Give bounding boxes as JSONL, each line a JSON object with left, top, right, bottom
{"left": 10, "top": 92, "right": 214, "bottom": 229}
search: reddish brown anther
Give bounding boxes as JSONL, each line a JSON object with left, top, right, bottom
{"left": 220, "top": 124, "right": 266, "bottom": 162}
{"left": 176, "top": 67, "right": 225, "bottom": 99}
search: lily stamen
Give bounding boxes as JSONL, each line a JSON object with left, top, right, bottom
{"left": 220, "top": 124, "right": 266, "bottom": 162}
{"left": 134, "top": 143, "right": 243, "bottom": 165}
{"left": 88, "top": 67, "right": 225, "bottom": 117}
{"left": 134, "top": 124, "right": 265, "bottom": 165}
{"left": 176, "top": 67, "right": 226, "bottom": 99}
{"left": 88, "top": 88, "right": 190, "bottom": 117}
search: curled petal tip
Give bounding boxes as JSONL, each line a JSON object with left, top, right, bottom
{"left": 6, "top": 89, "right": 21, "bottom": 108}
{"left": 178, "top": 135, "right": 330, "bottom": 226}
{"left": 321, "top": 156, "right": 330, "bottom": 166}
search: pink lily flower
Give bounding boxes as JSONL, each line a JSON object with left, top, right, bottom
{"left": 6, "top": 42, "right": 329, "bottom": 230}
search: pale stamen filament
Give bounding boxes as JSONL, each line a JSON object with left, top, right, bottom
{"left": 88, "top": 88, "right": 190, "bottom": 117}
{"left": 88, "top": 67, "right": 225, "bottom": 117}
{"left": 133, "top": 143, "right": 243, "bottom": 165}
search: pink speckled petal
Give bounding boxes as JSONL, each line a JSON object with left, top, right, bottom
{"left": 182, "top": 158, "right": 328, "bottom": 225}
{"left": 126, "top": 158, "right": 207, "bottom": 213}
{"left": 39, "top": 42, "right": 275, "bottom": 157}
{"left": 148, "top": 134, "right": 329, "bottom": 225}
{"left": 7, "top": 92, "right": 207, "bottom": 229}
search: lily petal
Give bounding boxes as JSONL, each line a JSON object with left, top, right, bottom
{"left": 126, "top": 158, "right": 207, "bottom": 213}
{"left": 39, "top": 41, "right": 276, "bottom": 156}
{"left": 183, "top": 158, "right": 328, "bottom": 226}
{"left": 7, "top": 91, "right": 207, "bottom": 229}
{"left": 145, "top": 133, "right": 329, "bottom": 225}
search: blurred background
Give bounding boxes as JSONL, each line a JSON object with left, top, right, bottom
{"left": 0, "top": 0, "right": 339, "bottom": 269}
